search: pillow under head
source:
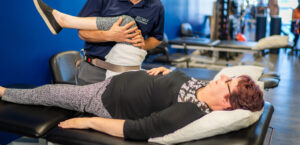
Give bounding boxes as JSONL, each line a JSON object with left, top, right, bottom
{"left": 213, "top": 65, "right": 265, "bottom": 90}
{"left": 149, "top": 108, "right": 263, "bottom": 145}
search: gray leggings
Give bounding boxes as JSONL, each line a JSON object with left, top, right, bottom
{"left": 96, "top": 15, "right": 136, "bottom": 31}
{"left": 2, "top": 78, "right": 112, "bottom": 118}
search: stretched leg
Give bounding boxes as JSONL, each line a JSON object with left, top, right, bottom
{"left": 34, "top": 0, "right": 136, "bottom": 34}
{"left": 53, "top": 10, "right": 98, "bottom": 30}
{"left": 0, "top": 79, "right": 112, "bottom": 118}
{"left": 54, "top": 12, "right": 136, "bottom": 31}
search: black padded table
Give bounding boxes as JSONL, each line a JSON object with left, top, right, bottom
{"left": 216, "top": 40, "right": 258, "bottom": 50}
{"left": 45, "top": 102, "right": 274, "bottom": 145}
{"left": 169, "top": 37, "right": 218, "bottom": 47}
{"left": 175, "top": 68, "right": 219, "bottom": 81}
{"left": 169, "top": 38, "right": 259, "bottom": 53}
{"left": 0, "top": 85, "right": 78, "bottom": 138}
{"left": 0, "top": 79, "right": 274, "bottom": 145}
{"left": 142, "top": 65, "right": 219, "bottom": 81}
{"left": 0, "top": 99, "right": 274, "bottom": 145}
{"left": 169, "top": 38, "right": 260, "bottom": 69}
{"left": 0, "top": 101, "right": 77, "bottom": 138}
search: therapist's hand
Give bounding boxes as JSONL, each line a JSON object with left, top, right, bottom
{"left": 147, "top": 67, "right": 171, "bottom": 76}
{"left": 58, "top": 117, "right": 90, "bottom": 129}
{"left": 107, "top": 17, "right": 138, "bottom": 43}
{"left": 132, "top": 29, "right": 145, "bottom": 49}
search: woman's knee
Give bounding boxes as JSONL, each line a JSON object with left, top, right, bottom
{"left": 121, "top": 15, "right": 136, "bottom": 26}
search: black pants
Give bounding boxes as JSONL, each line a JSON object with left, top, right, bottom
{"left": 294, "top": 34, "right": 299, "bottom": 49}
{"left": 76, "top": 61, "right": 106, "bottom": 85}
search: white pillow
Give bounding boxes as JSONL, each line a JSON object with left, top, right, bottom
{"left": 213, "top": 65, "right": 264, "bottom": 90}
{"left": 253, "top": 35, "right": 289, "bottom": 50}
{"left": 149, "top": 109, "right": 263, "bottom": 145}
{"left": 213, "top": 65, "right": 264, "bottom": 81}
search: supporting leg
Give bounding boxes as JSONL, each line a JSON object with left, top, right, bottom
{"left": 1, "top": 79, "right": 112, "bottom": 117}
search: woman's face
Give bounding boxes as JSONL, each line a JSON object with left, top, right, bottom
{"left": 208, "top": 75, "right": 239, "bottom": 93}
{"left": 206, "top": 75, "right": 240, "bottom": 109}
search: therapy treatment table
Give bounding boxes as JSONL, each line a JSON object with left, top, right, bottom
{"left": 0, "top": 69, "right": 275, "bottom": 145}
{"left": 169, "top": 37, "right": 290, "bottom": 69}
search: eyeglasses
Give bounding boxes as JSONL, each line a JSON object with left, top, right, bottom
{"left": 225, "top": 77, "right": 235, "bottom": 98}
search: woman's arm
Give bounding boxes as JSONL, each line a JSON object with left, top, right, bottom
{"left": 142, "top": 37, "right": 161, "bottom": 50}
{"left": 59, "top": 117, "right": 125, "bottom": 138}
{"left": 56, "top": 103, "right": 206, "bottom": 140}
{"left": 124, "top": 103, "right": 206, "bottom": 140}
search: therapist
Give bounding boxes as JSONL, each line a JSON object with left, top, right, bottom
{"left": 77, "top": 0, "right": 165, "bottom": 85}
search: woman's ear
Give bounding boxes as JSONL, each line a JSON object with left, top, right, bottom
{"left": 222, "top": 96, "right": 232, "bottom": 109}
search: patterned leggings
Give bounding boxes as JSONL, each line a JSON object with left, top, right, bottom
{"left": 2, "top": 78, "right": 112, "bottom": 118}
{"left": 96, "top": 15, "right": 136, "bottom": 31}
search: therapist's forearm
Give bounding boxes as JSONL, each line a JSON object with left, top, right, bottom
{"left": 78, "top": 30, "right": 161, "bottom": 50}
{"left": 144, "top": 37, "right": 162, "bottom": 50}
{"left": 88, "top": 117, "right": 125, "bottom": 138}
{"left": 78, "top": 30, "right": 111, "bottom": 43}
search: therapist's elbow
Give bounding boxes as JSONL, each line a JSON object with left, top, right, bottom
{"left": 78, "top": 30, "right": 89, "bottom": 41}
{"left": 78, "top": 30, "right": 108, "bottom": 43}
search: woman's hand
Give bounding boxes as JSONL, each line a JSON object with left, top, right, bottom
{"left": 58, "top": 117, "right": 91, "bottom": 129}
{"left": 147, "top": 67, "right": 171, "bottom": 76}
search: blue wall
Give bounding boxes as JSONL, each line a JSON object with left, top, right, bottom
{"left": 0, "top": 0, "right": 212, "bottom": 86}
{"left": 0, "top": 0, "right": 85, "bottom": 86}
{"left": 0, "top": 0, "right": 86, "bottom": 144}
{"left": 0, "top": 0, "right": 212, "bottom": 144}
{"left": 161, "top": 0, "right": 212, "bottom": 39}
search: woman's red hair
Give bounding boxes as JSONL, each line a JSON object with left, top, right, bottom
{"left": 228, "top": 75, "right": 264, "bottom": 112}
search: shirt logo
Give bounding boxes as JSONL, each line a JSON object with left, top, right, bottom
{"left": 135, "top": 16, "right": 149, "bottom": 25}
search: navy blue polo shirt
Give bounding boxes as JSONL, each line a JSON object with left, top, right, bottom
{"left": 78, "top": 0, "right": 165, "bottom": 60}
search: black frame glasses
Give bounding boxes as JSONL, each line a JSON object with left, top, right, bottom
{"left": 225, "top": 77, "right": 234, "bottom": 98}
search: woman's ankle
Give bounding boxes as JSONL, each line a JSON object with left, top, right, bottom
{"left": 52, "top": 10, "right": 65, "bottom": 28}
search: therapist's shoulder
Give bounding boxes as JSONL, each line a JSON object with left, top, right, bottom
{"left": 149, "top": 0, "right": 164, "bottom": 9}
{"left": 79, "top": 0, "right": 108, "bottom": 17}
{"left": 82, "top": 0, "right": 108, "bottom": 7}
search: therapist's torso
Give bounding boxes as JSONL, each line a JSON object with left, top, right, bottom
{"left": 79, "top": 0, "right": 164, "bottom": 60}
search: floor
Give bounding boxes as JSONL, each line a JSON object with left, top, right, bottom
{"left": 262, "top": 49, "right": 300, "bottom": 145}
